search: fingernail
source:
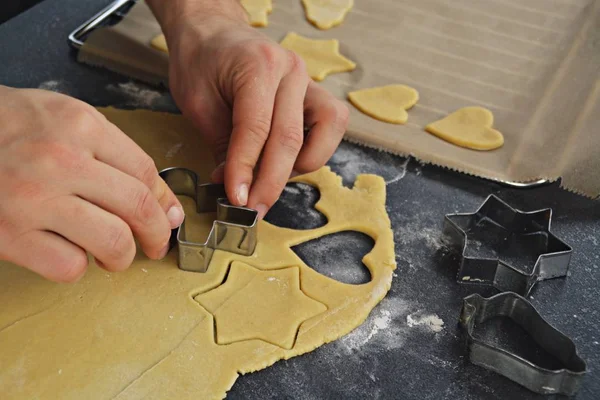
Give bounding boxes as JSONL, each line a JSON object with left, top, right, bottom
{"left": 158, "top": 244, "right": 170, "bottom": 259}
{"left": 236, "top": 184, "right": 249, "bottom": 206}
{"left": 255, "top": 203, "right": 268, "bottom": 220}
{"left": 167, "top": 205, "right": 185, "bottom": 229}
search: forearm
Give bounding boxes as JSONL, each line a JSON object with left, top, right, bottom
{"left": 146, "top": 0, "right": 247, "bottom": 39}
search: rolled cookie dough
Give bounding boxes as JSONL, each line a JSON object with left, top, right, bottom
{"left": 425, "top": 106, "right": 504, "bottom": 150}
{"left": 302, "top": 0, "right": 354, "bottom": 30}
{"left": 280, "top": 32, "right": 356, "bottom": 81}
{"left": 348, "top": 84, "right": 419, "bottom": 124}
{"left": 0, "top": 108, "right": 396, "bottom": 399}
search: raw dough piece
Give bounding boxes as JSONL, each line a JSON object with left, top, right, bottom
{"left": 150, "top": 34, "right": 168, "bottom": 53}
{"left": 425, "top": 107, "right": 504, "bottom": 150}
{"left": 241, "top": 0, "right": 273, "bottom": 27}
{"left": 0, "top": 109, "right": 396, "bottom": 400}
{"left": 196, "top": 263, "right": 327, "bottom": 349}
{"left": 280, "top": 32, "right": 356, "bottom": 81}
{"left": 302, "top": 0, "right": 353, "bottom": 30}
{"left": 348, "top": 84, "right": 419, "bottom": 124}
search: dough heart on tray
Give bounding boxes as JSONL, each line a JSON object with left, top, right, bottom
{"left": 348, "top": 84, "right": 419, "bottom": 124}
{"left": 425, "top": 106, "right": 504, "bottom": 151}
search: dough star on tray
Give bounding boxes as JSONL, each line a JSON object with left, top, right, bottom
{"left": 280, "top": 32, "right": 356, "bottom": 81}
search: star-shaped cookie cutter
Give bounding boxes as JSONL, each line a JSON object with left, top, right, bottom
{"left": 442, "top": 195, "right": 572, "bottom": 296}
{"left": 460, "top": 292, "right": 587, "bottom": 395}
{"left": 159, "top": 167, "right": 258, "bottom": 273}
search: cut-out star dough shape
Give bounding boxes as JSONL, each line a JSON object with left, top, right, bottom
{"left": 241, "top": 0, "right": 273, "bottom": 27}
{"left": 280, "top": 32, "right": 356, "bottom": 81}
{"left": 348, "top": 84, "right": 419, "bottom": 124}
{"left": 150, "top": 34, "right": 168, "bottom": 53}
{"left": 195, "top": 262, "right": 327, "bottom": 349}
{"left": 425, "top": 106, "right": 504, "bottom": 150}
{"left": 302, "top": 0, "right": 354, "bottom": 30}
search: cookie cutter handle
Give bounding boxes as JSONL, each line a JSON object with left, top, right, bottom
{"left": 68, "top": 0, "right": 135, "bottom": 49}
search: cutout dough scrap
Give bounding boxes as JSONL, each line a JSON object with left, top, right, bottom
{"left": 348, "top": 84, "right": 419, "bottom": 124}
{"left": 302, "top": 0, "right": 354, "bottom": 30}
{"left": 280, "top": 32, "right": 356, "bottom": 81}
{"left": 241, "top": 0, "right": 273, "bottom": 27}
{"left": 425, "top": 106, "right": 505, "bottom": 151}
{"left": 0, "top": 108, "right": 396, "bottom": 400}
{"left": 150, "top": 33, "right": 168, "bottom": 53}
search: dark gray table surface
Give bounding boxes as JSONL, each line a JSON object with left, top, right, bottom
{"left": 1, "top": 1, "right": 598, "bottom": 399}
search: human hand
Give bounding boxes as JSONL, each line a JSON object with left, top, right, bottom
{"left": 149, "top": 0, "right": 349, "bottom": 219}
{"left": 0, "top": 86, "right": 184, "bottom": 282}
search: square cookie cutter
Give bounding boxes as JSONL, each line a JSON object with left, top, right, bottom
{"left": 442, "top": 195, "right": 572, "bottom": 296}
{"left": 460, "top": 292, "right": 587, "bottom": 396}
{"left": 159, "top": 167, "right": 258, "bottom": 273}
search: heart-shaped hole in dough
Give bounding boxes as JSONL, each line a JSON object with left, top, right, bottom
{"left": 265, "top": 183, "right": 327, "bottom": 230}
{"left": 292, "top": 231, "right": 373, "bottom": 285}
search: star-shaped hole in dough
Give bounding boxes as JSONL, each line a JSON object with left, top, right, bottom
{"left": 302, "top": 0, "right": 354, "bottom": 30}
{"left": 348, "top": 84, "right": 419, "bottom": 124}
{"left": 280, "top": 32, "right": 356, "bottom": 81}
{"left": 241, "top": 0, "right": 273, "bottom": 27}
{"left": 195, "top": 262, "right": 327, "bottom": 350}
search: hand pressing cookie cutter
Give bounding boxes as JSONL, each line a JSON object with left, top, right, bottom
{"left": 442, "top": 195, "right": 572, "bottom": 296}
{"left": 159, "top": 167, "right": 258, "bottom": 273}
{"left": 460, "top": 292, "right": 587, "bottom": 396}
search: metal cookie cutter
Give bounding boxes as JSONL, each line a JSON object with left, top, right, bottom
{"left": 159, "top": 167, "right": 258, "bottom": 273}
{"left": 460, "top": 292, "right": 587, "bottom": 396}
{"left": 442, "top": 195, "right": 572, "bottom": 296}
{"left": 68, "top": 0, "right": 137, "bottom": 49}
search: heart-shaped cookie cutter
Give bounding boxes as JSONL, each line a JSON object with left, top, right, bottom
{"left": 159, "top": 167, "right": 258, "bottom": 273}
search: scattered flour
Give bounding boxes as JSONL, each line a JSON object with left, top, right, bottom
{"left": 273, "top": 183, "right": 326, "bottom": 228}
{"left": 394, "top": 221, "right": 443, "bottom": 254}
{"left": 106, "top": 82, "right": 162, "bottom": 107}
{"left": 328, "top": 142, "right": 410, "bottom": 187}
{"left": 384, "top": 158, "right": 410, "bottom": 185}
{"left": 366, "top": 310, "right": 392, "bottom": 342}
{"left": 337, "top": 297, "right": 410, "bottom": 353}
{"left": 406, "top": 313, "right": 444, "bottom": 333}
{"left": 165, "top": 143, "right": 183, "bottom": 159}
{"left": 38, "top": 80, "right": 64, "bottom": 92}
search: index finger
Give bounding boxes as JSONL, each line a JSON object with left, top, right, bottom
{"left": 224, "top": 72, "right": 279, "bottom": 207}
{"left": 93, "top": 118, "right": 185, "bottom": 229}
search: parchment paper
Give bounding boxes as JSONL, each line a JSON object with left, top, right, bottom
{"left": 79, "top": 0, "right": 600, "bottom": 197}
